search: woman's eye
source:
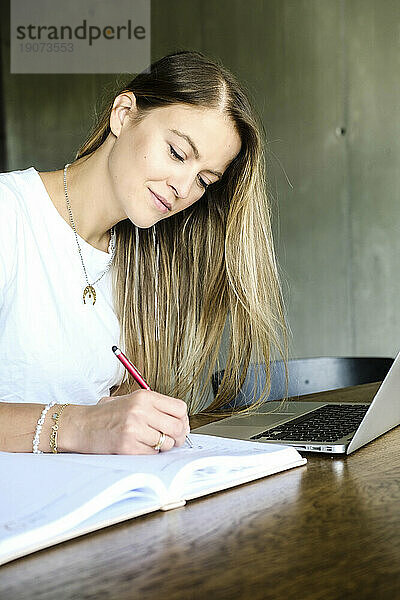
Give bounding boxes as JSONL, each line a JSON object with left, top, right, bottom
{"left": 198, "top": 176, "right": 209, "bottom": 189}
{"left": 169, "top": 144, "right": 210, "bottom": 190}
{"left": 169, "top": 145, "right": 184, "bottom": 162}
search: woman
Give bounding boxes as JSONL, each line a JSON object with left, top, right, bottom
{"left": 0, "top": 50, "right": 287, "bottom": 455}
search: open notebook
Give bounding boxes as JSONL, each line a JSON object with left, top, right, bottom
{"left": 0, "top": 433, "right": 306, "bottom": 566}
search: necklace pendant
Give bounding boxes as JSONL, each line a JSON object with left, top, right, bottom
{"left": 83, "top": 285, "right": 96, "bottom": 305}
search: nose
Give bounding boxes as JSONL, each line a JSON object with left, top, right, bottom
{"left": 169, "top": 168, "right": 197, "bottom": 200}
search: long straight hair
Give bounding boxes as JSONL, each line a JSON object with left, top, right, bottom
{"left": 74, "top": 50, "right": 288, "bottom": 415}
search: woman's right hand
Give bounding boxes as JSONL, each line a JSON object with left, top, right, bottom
{"left": 59, "top": 390, "right": 190, "bottom": 455}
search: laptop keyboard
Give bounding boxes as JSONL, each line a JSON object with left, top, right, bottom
{"left": 250, "top": 403, "right": 370, "bottom": 443}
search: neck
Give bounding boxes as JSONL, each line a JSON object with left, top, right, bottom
{"left": 39, "top": 138, "right": 125, "bottom": 252}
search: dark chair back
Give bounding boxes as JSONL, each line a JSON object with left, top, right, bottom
{"left": 212, "top": 356, "right": 394, "bottom": 409}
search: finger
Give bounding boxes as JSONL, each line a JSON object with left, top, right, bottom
{"left": 159, "top": 434, "right": 175, "bottom": 452}
{"left": 117, "top": 439, "right": 160, "bottom": 455}
{"left": 146, "top": 427, "right": 175, "bottom": 452}
{"left": 153, "top": 394, "right": 188, "bottom": 419}
{"left": 174, "top": 433, "right": 189, "bottom": 448}
{"left": 149, "top": 411, "right": 187, "bottom": 442}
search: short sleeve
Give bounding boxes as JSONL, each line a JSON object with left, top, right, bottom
{"left": 0, "top": 180, "right": 19, "bottom": 308}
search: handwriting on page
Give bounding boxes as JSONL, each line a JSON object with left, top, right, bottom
{"left": 189, "top": 462, "right": 261, "bottom": 482}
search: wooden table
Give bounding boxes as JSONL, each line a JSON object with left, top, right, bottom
{"left": 1, "top": 383, "right": 399, "bottom": 600}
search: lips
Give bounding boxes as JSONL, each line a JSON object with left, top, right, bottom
{"left": 150, "top": 189, "right": 172, "bottom": 211}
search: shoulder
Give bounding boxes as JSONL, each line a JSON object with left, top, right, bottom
{"left": 0, "top": 166, "right": 37, "bottom": 222}
{"left": 0, "top": 166, "right": 36, "bottom": 199}
{"left": 0, "top": 169, "right": 33, "bottom": 293}
{"left": 0, "top": 167, "right": 40, "bottom": 249}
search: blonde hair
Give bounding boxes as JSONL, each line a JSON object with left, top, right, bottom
{"left": 74, "top": 50, "right": 288, "bottom": 416}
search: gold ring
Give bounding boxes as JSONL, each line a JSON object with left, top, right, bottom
{"left": 153, "top": 431, "right": 166, "bottom": 451}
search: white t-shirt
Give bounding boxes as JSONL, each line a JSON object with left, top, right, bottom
{"left": 0, "top": 166, "right": 125, "bottom": 405}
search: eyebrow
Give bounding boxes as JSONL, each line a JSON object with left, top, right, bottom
{"left": 168, "top": 128, "right": 223, "bottom": 179}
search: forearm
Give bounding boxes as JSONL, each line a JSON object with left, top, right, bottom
{"left": 0, "top": 402, "right": 87, "bottom": 453}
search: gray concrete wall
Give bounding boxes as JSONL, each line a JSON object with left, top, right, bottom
{"left": 260, "top": 0, "right": 400, "bottom": 360}
{"left": 1, "top": 0, "right": 399, "bottom": 360}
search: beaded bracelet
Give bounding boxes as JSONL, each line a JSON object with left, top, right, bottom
{"left": 32, "top": 400, "right": 57, "bottom": 454}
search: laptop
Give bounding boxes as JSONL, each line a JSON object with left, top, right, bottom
{"left": 193, "top": 351, "right": 400, "bottom": 454}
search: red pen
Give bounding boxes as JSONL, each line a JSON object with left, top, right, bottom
{"left": 111, "top": 345, "right": 193, "bottom": 448}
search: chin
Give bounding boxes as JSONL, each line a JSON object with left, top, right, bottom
{"left": 128, "top": 216, "right": 162, "bottom": 229}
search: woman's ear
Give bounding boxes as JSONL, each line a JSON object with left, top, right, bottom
{"left": 109, "top": 91, "right": 137, "bottom": 137}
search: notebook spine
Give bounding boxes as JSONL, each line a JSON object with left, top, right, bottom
{"left": 160, "top": 499, "right": 186, "bottom": 511}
